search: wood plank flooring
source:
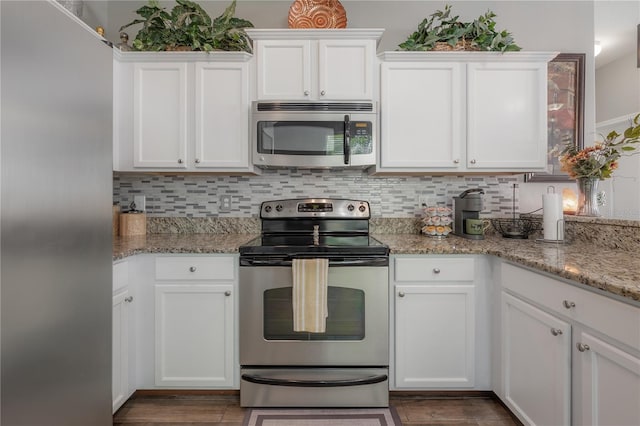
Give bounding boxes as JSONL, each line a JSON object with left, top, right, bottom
{"left": 113, "top": 392, "right": 521, "bottom": 425}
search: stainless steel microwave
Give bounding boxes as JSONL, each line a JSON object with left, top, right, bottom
{"left": 251, "top": 101, "right": 377, "bottom": 169}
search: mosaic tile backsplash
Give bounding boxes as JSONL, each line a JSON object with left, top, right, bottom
{"left": 113, "top": 170, "right": 521, "bottom": 218}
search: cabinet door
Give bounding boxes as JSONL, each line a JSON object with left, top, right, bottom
{"left": 467, "top": 62, "right": 547, "bottom": 170}
{"left": 155, "top": 284, "right": 234, "bottom": 387}
{"left": 255, "top": 40, "right": 311, "bottom": 100}
{"left": 502, "top": 292, "right": 571, "bottom": 426}
{"left": 194, "top": 62, "right": 249, "bottom": 169}
{"left": 133, "top": 63, "right": 188, "bottom": 168}
{"left": 380, "top": 62, "right": 462, "bottom": 169}
{"left": 576, "top": 332, "right": 640, "bottom": 426}
{"left": 112, "top": 288, "right": 130, "bottom": 413}
{"left": 395, "top": 284, "right": 474, "bottom": 388}
{"left": 318, "top": 39, "right": 374, "bottom": 100}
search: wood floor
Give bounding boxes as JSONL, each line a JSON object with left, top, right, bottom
{"left": 113, "top": 392, "right": 521, "bottom": 425}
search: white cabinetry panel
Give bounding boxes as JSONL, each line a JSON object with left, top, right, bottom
{"left": 133, "top": 62, "right": 188, "bottom": 168}
{"left": 395, "top": 284, "right": 475, "bottom": 388}
{"left": 255, "top": 39, "right": 311, "bottom": 100}
{"left": 195, "top": 62, "right": 250, "bottom": 169}
{"left": 467, "top": 62, "right": 547, "bottom": 169}
{"left": 501, "top": 292, "right": 571, "bottom": 426}
{"left": 576, "top": 332, "right": 640, "bottom": 426}
{"left": 380, "top": 61, "right": 462, "bottom": 169}
{"left": 155, "top": 284, "right": 234, "bottom": 387}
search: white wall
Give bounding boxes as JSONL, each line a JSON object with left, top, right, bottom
{"left": 596, "top": 52, "right": 640, "bottom": 122}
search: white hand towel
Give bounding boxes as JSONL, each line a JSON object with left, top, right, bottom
{"left": 292, "top": 258, "right": 329, "bottom": 333}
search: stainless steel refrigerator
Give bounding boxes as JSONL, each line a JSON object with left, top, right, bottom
{"left": 1, "top": 1, "right": 113, "bottom": 424}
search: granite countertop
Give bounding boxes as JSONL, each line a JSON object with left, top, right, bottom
{"left": 113, "top": 233, "right": 259, "bottom": 260}
{"left": 375, "top": 234, "right": 640, "bottom": 303}
{"left": 113, "top": 233, "right": 640, "bottom": 303}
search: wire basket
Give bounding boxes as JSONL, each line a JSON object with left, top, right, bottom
{"left": 490, "top": 217, "right": 541, "bottom": 239}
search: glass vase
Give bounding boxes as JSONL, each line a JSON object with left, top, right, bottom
{"left": 576, "top": 177, "right": 601, "bottom": 216}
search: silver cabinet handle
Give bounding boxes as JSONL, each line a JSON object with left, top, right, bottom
{"left": 224, "top": 291, "right": 231, "bottom": 296}
{"left": 320, "top": 90, "right": 326, "bottom": 96}
{"left": 550, "top": 328, "right": 563, "bottom": 336}
{"left": 576, "top": 343, "right": 590, "bottom": 352}
{"left": 124, "top": 296, "right": 133, "bottom": 303}
{"left": 304, "top": 90, "right": 310, "bottom": 96}
{"left": 189, "top": 266, "right": 197, "bottom": 272}
{"left": 433, "top": 268, "right": 441, "bottom": 274}
{"left": 470, "top": 159, "right": 476, "bottom": 164}
{"left": 398, "top": 292, "right": 405, "bottom": 298}
{"left": 453, "top": 159, "right": 460, "bottom": 164}
{"left": 178, "top": 158, "right": 183, "bottom": 164}
{"left": 563, "top": 300, "right": 576, "bottom": 309}
{"left": 195, "top": 158, "right": 201, "bottom": 164}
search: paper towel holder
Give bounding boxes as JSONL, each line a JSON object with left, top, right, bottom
{"left": 537, "top": 186, "right": 566, "bottom": 244}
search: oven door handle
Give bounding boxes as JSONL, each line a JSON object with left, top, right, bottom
{"left": 240, "top": 257, "right": 388, "bottom": 267}
{"left": 241, "top": 373, "right": 388, "bottom": 388}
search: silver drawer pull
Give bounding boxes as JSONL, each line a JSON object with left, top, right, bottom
{"left": 398, "top": 292, "right": 405, "bottom": 298}
{"left": 576, "top": 343, "right": 590, "bottom": 352}
{"left": 550, "top": 328, "right": 563, "bottom": 336}
{"left": 189, "top": 266, "right": 197, "bottom": 272}
{"left": 224, "top": 291, "right": 231, "bottom": 296}
{"left": 563, "top": 300, "right": 576, "bottom": 309}
{"left": 433, "top": 268, "right": 441, "bottom": 274}
{"left": 124, "top": 296, "right": 133, "bottom": 303}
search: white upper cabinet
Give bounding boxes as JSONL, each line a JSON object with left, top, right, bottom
{"left": 380, "top": 61, "right": 463, "bottom": 169}
{"left": 194, "top": 62, "right": 250, "bottom": 168}
{"left": 466, "top": 61, "right": 549, "bottom": 169}
{"left": 133, "top": 62, "right": 188, "bottom": 169}
{"left": 377, "top": 52, "right": 557, "bottom": 174}
{"left": 114, "top": 51, "right": 255, "bottom": 173}
{"left": 246, "top": 29, "right": 383, "bottom": 101}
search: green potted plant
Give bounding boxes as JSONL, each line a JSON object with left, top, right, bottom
{"left": 398, "top": 4, "right": 521, "bottom": 52}
{"left": 119, "top": 0, "right": 253, "bottom": 53}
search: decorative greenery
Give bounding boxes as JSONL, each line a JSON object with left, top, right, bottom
{"left": 119, "top": 0, "right": 253, "bottom": 53}
{"left": 398, "top": 4, "right": 521, "bottom": 52}
{"left": 560, "top": 113, "right": 640, "bottom": 179}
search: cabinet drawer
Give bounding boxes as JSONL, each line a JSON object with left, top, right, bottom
{"left": 113, "top": 260, "right": 129, "bottom": 292}
{"left": 394, "top": 257, "right": 474, "bottom": 282}
{"left": 155, "top": 256, "right": 235, "bottom": 281}
{"left": 502, "top": 262, "right": 640, "bottom": 351}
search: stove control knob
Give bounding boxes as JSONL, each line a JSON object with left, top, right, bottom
{"left": 347, "top": 204, "right": 355, "bottom": 212}
{"left": 264, "top": 205, "right": 272, "bottom": 213}
{"left": 358, "top": 205, "right": 367, "bottom": 213}
{"left": 276, "top": 204, "right": 283, "bottom": 212}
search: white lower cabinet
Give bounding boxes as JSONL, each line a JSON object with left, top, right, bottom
{"left": 575, "top": 331, "right": 640, "bottom": 426}
{"left": 112, "top": 260, "right": 135, "bottom": 413}
{"left": 392, "top": 256, "right": 487, "bottom": 389}
{"left": 501, "top": 292, "right": 571, "bottom": 426}
{"left": 499, "top": 261, "right": 640, "bottom": 426}
{"left": 154, "top": 255, "right": 236, "bottom": 388}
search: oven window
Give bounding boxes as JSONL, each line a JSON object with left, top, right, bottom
{"left": 263, "top": 286, "right": 365, "bottom": 341}
{"left": 257, "top": 121, "right": 372, "bottom": 156}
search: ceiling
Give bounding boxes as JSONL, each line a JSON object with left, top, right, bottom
{"left": 594, "top": 0, "right": 639, "bottom": 69}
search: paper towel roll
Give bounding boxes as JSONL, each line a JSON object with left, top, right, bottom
{"left": 543, "top": 193, "right": 564, "bottom": 241}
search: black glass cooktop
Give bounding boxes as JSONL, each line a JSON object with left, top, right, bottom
{"left": 239, "top": 234, "right": 389, "bottom": 257}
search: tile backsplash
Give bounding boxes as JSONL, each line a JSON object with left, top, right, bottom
{"left": 114, "top": 170, "right": 521, "bottom": 218}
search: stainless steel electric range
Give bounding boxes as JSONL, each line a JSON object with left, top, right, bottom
{"left": 239, "top": 198, "right": 390, "bottom": 407}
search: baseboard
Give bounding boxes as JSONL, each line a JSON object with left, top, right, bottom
{"left": 389, "top": 390, "right": 495, "bottom": 399}
{"left": 132, "top": 389, "right": 240, "bottom": 397}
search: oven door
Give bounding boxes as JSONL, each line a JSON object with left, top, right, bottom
{"left": 239, "top": 264, "right": 388, "bottom": 366}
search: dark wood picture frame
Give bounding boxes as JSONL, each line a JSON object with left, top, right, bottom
{"left": 526, "top": 53, "right": 585, "bottom": 182}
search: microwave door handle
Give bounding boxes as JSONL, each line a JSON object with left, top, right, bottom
{"left": 343, "top": 114, "right": 351, "bottom": 165}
